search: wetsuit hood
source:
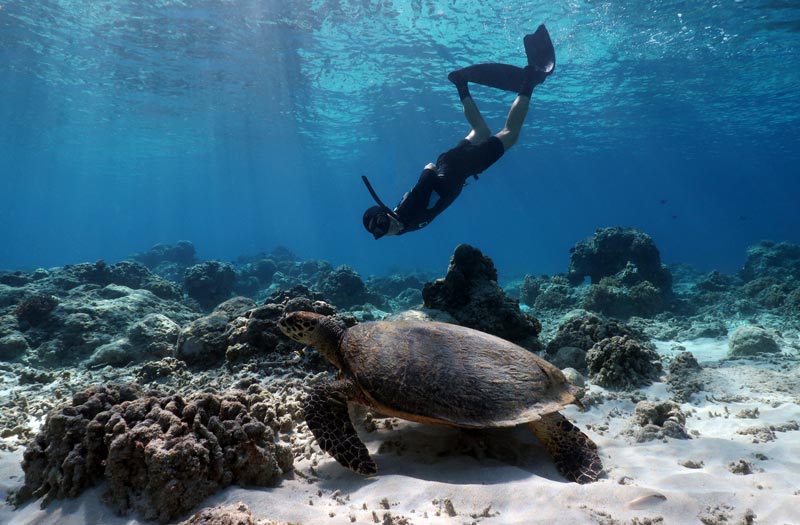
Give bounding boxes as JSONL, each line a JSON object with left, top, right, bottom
{"left": 361, "top": 175, "right": 403, "bottom": 239}
{"left": 363, "top": 205, "right": 391, "bottom": 239}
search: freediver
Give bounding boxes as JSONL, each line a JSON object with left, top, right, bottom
{"left": 362, "top": 24, "right": 556, "bottom": 239}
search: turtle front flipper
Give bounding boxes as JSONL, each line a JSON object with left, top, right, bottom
{"left": 305, "top": 379, "right": 377, "bottom": 476}
{"left": 529, "top": 412, "right": 603, "bottom": 484}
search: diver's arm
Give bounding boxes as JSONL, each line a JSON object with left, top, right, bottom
{"left": 395, "top": 166, "right": 437, "bottom": 216}
{"left": 393, "top": 165, "right": 439, "bottom": 233}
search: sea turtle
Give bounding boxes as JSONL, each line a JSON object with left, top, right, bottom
{"left": 278, "top": 311, "right": 603, "bottom": 483}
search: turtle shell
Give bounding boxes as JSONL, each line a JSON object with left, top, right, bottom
{"left": 340, "top": 320, "right": 578, "bottom": 428}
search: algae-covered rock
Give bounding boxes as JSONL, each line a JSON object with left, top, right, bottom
{"left": 586, "top": 335, "right": 662, "bottom": 389}
{"left": 176, "top": 297, "right": 255, "bottom": 365}
{"left": 0, "top": 332, "right": 30, "bottom": 360}
{"left": 628, "top": 400, "right": 690, "bottom": 442}
{"left": 546, "top": 311, "right": 642, "bottom": 355}
{"left": 666, "top": 351, "right": 704, "bottom": 402}
{"left": 728, "top": 325, "right": 781, "bottom": 357}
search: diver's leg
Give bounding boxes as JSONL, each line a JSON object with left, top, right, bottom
{"left": 449, "top": 70, "right": 492, "bottom": 143}
{"left": 495, "top": 94, "right": 530, "bottom": 151}
{"left": 462, "top": 97, "right": 492, "bottom": 143}
{"left": 495, "top": 64, "right": 550, "bottom": 150}
{"left": 496, "top": 25, "right": 556, "bottom": 151}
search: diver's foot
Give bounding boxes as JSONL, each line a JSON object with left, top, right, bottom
{"left": 448, "top": 68, "right": 471, "bottom": 100}
{"left": 524, "top": 24, "right": 556, "bottom": 76}
{"left": 448, "top": 69, "right": 467, "bottom": 88}
{"left": 523, "top": 65, "right": 549, "bottom": 87}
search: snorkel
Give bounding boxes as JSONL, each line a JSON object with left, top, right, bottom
{"left": 361, "top": 175, "right": 401, "bottom": 221}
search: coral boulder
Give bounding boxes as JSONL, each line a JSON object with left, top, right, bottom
{"left": 422, "top": 244, "right": 541, "bottom": 348}
{"left": 13, "top": 383, "right": 294, "bottom": 523}
{"left": 586, "top": 335, "right": 663, "bottom": 389}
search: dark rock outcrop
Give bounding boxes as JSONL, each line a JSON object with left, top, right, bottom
{"left": 422, "top": 244, "right": 541, "bottom": 349}
{"left": 131, "top": 240, "right": 197, "bottom": 268}
{"left": 567, "top": 227, "right": 672, "bottom": 293}
{"left": 176, "top": 293, "right": 336, "bottom": 368}
{"left": 317, "top": 265, "right": 371, "bottom": 309}
{"left": 184, "top": 261, "right": 236, "bottom": 310}
{"left": 740, "top": 240, "right": 800, "bottom": 282}
{"left": 14, "top": 293, "right": 58, "bottom": 327}
{"left": 583, "top": 277, "right": 665, "bottom": 318}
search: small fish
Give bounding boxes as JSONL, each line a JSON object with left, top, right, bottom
{"left": 671, "top": 214, "right": 678, "bottom": 220}
{"left": 659, "top": 199, "right": 668, "bottom": 205}
{"left": 625, "top": 493, "right": 667, "bottom": 510}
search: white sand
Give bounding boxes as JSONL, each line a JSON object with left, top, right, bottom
{"left": 2, "top": 339, "right": 799, "bottom": 525}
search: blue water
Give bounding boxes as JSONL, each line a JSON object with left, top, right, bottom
{"left": 2, "top": 1, "right": 799, "bottom": 279}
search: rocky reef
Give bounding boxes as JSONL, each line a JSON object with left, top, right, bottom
{"left": 740, "top": 240, "right": 800, "bottom": 282}
{"left": 0, "top": 262, "right": 198, "bottom": 367}
{"left": 516, "top": 227, "right": 676, "bottom": 319}
{"left": 519, "top": 274, "right": 577, "bottom": 312}
{"left": 184, "top": 261, "right": 237, "bottom": 310}
{"left": 2, "top": 233, "right": 800, "bottom": 524}
{"left": 175, "top": 292, "right": 337, "bottom": 369}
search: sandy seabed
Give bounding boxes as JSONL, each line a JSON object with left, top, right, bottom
{"left": 1, "top": 337, "right": 799, "bottom": 525}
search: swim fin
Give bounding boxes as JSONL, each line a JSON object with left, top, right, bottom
{"left": 524, "top": 24, "right": 556, "bottom": 75}
{"left": 448, "top": 25, "right": 555, "bottom": 96}
{"left": 448, "top": 63, "right": 525, "bottom": 94}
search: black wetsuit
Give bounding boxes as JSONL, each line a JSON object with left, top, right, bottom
{"left": 393, "top": 136, "right": 505, "bottom": 234}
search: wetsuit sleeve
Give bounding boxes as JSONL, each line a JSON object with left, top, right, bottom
{"left": 393, "top": 167, "right": 440, "bottom": 233}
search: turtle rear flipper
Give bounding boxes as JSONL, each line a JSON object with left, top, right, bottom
{"left": 530, "top": 412, "right": 603, "bottom": 484}
{"left": 305, "top": 379, "right": 377, "bottom": 476}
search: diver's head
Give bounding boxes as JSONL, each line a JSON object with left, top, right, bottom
{"left": 363, "top": 206, "right": 392, "bottom": 239}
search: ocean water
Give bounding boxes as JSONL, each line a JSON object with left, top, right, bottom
{"left": 1, "top": 0, "right": 799, "bottom": 279}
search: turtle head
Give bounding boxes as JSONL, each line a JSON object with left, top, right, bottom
{"left": 278, "top": 311, "right": 345, "bottom": 368}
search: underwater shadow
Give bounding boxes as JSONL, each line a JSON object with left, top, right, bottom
{"left": 312, "top": 421, "right": 567, "bottom": 489}
{"left": 9, "top": 483, "right": 133, "bottom": 525}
